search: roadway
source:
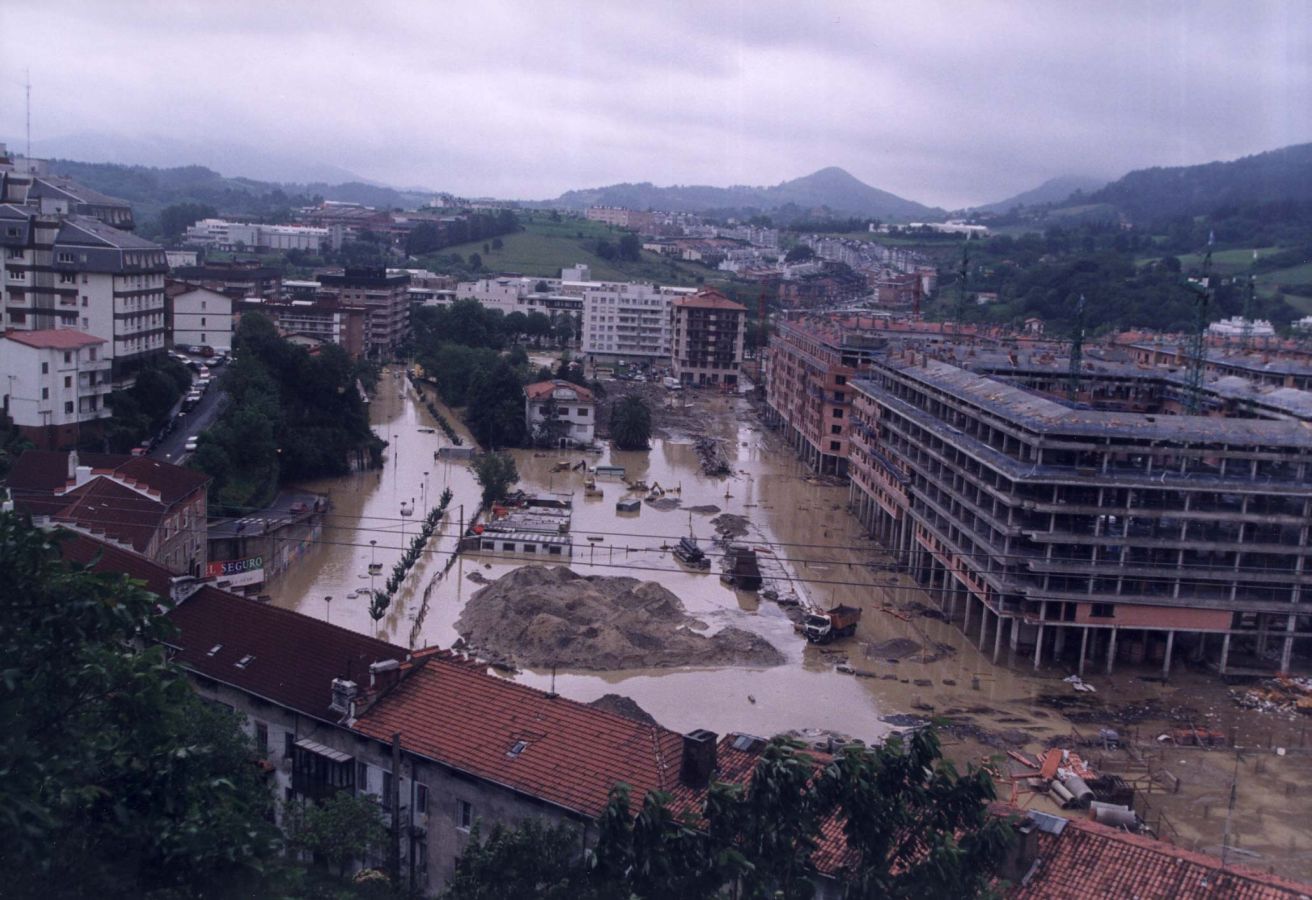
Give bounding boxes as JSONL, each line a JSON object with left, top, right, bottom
{"left": 150, "top": 372, "right": 227, "bottom": 464}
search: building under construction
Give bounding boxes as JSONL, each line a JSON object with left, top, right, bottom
{"left": 848, "top": 348, "right": 1312, "bottom": 676}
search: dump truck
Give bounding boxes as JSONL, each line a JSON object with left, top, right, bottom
{"left": 673, "top": 536, "right": 710, "bottom": 571}
{"left": 720, "top": 544, "right": 763, "bottom": 591}
{"left": 803, "top": 605, "right": 862, "bottom": 643}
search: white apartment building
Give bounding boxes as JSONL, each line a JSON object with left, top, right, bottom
{"left": 169, "top": 286, "right": 233, "bottom": 351}
{"left": 183, "top": 218, "right": 329, "bottom": 253}
{"left": 0, "top": 330, "right": 111, "bottom": 449}
{"left": 565, "top": 280, "right": 696, "bottom": 361}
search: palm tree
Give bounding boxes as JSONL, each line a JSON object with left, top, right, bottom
{"left": 610, "top": 395, "right": 651, "bottom": 450}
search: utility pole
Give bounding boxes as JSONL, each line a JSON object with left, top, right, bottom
{"left": 1220, "top": 749, "right": 1240, "bottom": 868}
{"left": 1067, "top": 294, "right": 1086, "bottom": 402}
{"left": 1184, "top": 232, "right": 1213, "bottom": 415}
{"left": 1240, "top": 274, "right": 1256, "bottom": 352}
{"left": 25, "top": 69, "right": 31, "bottom": 161}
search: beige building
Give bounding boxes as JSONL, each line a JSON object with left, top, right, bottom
{"left": 670, "top": 289, "right": 746, "bottom": 386}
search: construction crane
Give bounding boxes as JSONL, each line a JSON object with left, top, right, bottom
{"left": 1240, "top": 274, "right": 1256, "bottom": 351}
{"left": 954, "top": 240, "right": 970, "bottom": 332}
{"left": 1183, "top": 232, "right": 1214, "bottom": 415}
{"left": 1067, "top": 294, "right": 1086, "bottom": 401}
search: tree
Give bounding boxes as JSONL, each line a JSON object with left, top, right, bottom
{"left": 465, "top": 360, "right": 528, "bottom": 448}
{"left": 618, "top": 232, "right": 642, "bottom": 261}
{"left": 159, "top": 202, "right": 218, "bottom": 242}
{"left": 469, "top": 252, "right": 483, "bottom": 271}
{"left": 472, "top": 452, "right": 519, "bottom": 507}
{"left": 595, "top": 240, "right": 617, "bottom": 260}
{"left": 785, "top": 244, "right": 816, "bottom": 263}
{"left": 525, "top": 311, "right": 553, "bottom": 347}
{"left": 491, "top": 237, "right": 504, "bottom": 250}
{"left": 441, "top": 820, "right": 586, "bottom": 900}
{"left": 610, "top": 395, "right": 652, "bottom": 450}
{"left": 284, "top": 792, "right": 389, "bottom": 879}
{"left": 0, "top": 515, "right": 280, "bottom": 898}
{"left": 504, "top": 311, "right": 528, "bottom": 344}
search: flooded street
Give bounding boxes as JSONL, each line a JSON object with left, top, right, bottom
{"left": 271, "top": 368, "right": 1312, "bottom": 879}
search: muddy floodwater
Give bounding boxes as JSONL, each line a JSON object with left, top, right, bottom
{"left": 273, "top": 367, "right": 1312, "bottom": 881}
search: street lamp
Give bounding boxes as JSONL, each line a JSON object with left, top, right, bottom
{"left": 422, "top": 471, "right": 429, "bottom": 512}
{"left": 369, "top": 540, "right": 377, "bottom": 596}
{"left": 324, "top": 594, "right": 332, "bottom": 625}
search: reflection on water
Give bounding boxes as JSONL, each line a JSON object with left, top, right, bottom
{"left": 274, "top": 369, "right": 1047, "bottom": 743}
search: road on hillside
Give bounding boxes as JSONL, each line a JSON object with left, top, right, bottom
{"left": 150, "top": 378, "right": 227, "bottom": 464}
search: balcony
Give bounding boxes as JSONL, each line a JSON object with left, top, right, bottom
{"left": 291, "top": 739, "right": 355, "bottom": 801}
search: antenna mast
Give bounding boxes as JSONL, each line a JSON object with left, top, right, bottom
{"left": 25, "top": 68, "right": 32, "bottom": 161}
{"left": 1240, "top": 275, "right": 1256, "bottom": 352}
{"left": 1067, "top": 294, "right": 1086, "bottom": 401}
{"left": 1183, "top": 232, "right": 1213, "bottom": 415}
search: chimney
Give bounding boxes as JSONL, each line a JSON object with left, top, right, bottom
{"left": 330, "top": 678, "right": 358, "bottom": 715}
{"left": 1000, "top": 816, "right": 1041, "bottom": 884}
{"left": 680, "top": 729, "right": 718, "bottom": 788}
{"left": 369, "top": 658, "right": 402, "bottom": 691}
{"left": 75, "top": 465, "right": 93, "bottom": 488}
{"left": 67, "top": 449, "right": 79, "bottom": 481}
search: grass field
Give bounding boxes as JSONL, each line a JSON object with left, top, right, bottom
{"left": 430, "top": 214, "right": 721, "bottom": 286}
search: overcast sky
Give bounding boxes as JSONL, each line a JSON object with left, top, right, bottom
{"left": 2, "top": 1, "right": 1309, "bottom": 208}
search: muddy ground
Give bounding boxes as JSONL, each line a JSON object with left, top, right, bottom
{"left": 455, "top": 565, "right": 785, "bottom": 671}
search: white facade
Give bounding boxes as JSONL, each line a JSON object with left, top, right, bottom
{"left": 525, "top": 381, "right": 595, "bottom": 447}
{"left": 1208, "top": 316, "right": 1276, "bottom": 338}
{"left": 183, "top": 218, "right": 329, "bottom": 253}
{"left": 0, "top": 331, "right": 112, "bottom": 432}
{"left": 171, "top": 286, "right": 233, "bottom": 351}
{"left": 568, "top": 280, "right": 695, "bottom": 360}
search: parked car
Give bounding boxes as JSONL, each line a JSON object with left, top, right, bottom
{"left": 184, "top": 437, "right": 199, "bottom": 453}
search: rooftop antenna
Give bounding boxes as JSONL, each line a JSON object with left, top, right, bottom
{"left": 25, "top": 68, "right": 32, "bottom": 161}
{"left": 1067, "top": 294, "right": 1086, "bottom": 401}
{"left": 1183, "top": 231, "right": 1213, "bottom": 414}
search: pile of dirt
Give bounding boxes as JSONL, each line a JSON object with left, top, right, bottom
{"left": 710, "top": 513, "right": 750, "bottom": 540}
{"left": 645, "top": 497, "right": 681, "bottom": 511}
{"left": 456, "top": 565, "right": 785, "bottom": 671}
{"left": 866, "top": 637, "right": 923, "bottom": 660}
{"left": 687, "top": 504, "right": 721, "bottom": 515}
{"left": 588, "top": 693, "right": 659, "bottom": 725}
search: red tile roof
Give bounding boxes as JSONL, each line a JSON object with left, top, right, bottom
{"left": 673, "top": 289, "right": 747, "bottom": 312}
{"left": 3, "top": 328, "right": 105, "bottom": 350}
{"left": 353, "top": 658, "right": 683, "bottom": 818}
{"left": 1010, "top": 812, "right": 1312, "bottom": 899}
{"left": 54, "top": 477, "right": 166, "bottom": 551}
{"left": 524, "top": 380, "right": 595, "bottom": 402}
{"left": 57, "top": 531, "right": 177, "bottom": 597}
{"left": 166, "top": 588, "right": 410, "bottom": 724}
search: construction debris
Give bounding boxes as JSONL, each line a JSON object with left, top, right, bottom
{"left": 693, "top": 435, "right": 733, "bottom": 476}
{"left": 1231, "top": 675, "right": 1312, "bottom": 717}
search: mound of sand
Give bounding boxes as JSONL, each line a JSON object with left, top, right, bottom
{"left": 456, "top": 565, "right": 784, "bottom": 671}
{"left": 587, "top": 693, "right": 658, "bottom": 725}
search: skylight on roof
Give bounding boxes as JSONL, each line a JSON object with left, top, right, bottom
{"left": 235, "top": 654, "right": 255, "bottom": 669}
{"left": 506, "top": 740, "right": 529, "bottom": 759}
{"left": 207, "top": 644, "right": 222, "bottom": 656}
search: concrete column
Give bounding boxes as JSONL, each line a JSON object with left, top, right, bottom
{"left": 1010, "top": 612, "right": 1021, "bottom": 651}
{"left": 963, "top": 589, "right": 973, "bottom": 633}
{"left": 1078, "top": 627, "right": 1089, "bottom": 676}
{"left": 1106, "top": 626, "right": 1118, "bottom": 675}
{"left": 1033, "top": 623, "right": 1045, "bottom": 670}
{"left": 1162, "top": 630, "right": 1175, "bottom": 679}
{"left": 1281, "top": 614, "right": 1296, "bottom": 675}
{"left": 993, "top": 614, "right": 1005, "bottom": 663}
{"left": 1220, "top": 632, "right": 1231, "bottom": 674}
{"left": 978, "top": 605, "right": 989, "bottom": 650}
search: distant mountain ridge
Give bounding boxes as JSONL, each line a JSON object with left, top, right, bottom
{"left": 1081, "top": 143, "right": 1312, "bottom": 225}
{"left": 544, "top": 166, "right": 941, "bottom": 221}
{"left": 971, "top": 175, "right": 1107, "bottom": 215}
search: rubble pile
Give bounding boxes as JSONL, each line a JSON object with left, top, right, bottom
{"left": 1232, "top": 675, "right": 1312, "bottom": 717}
{"left": 693, "top": 436, "right": 733, "bottom": 476}
{"left": 456, "top": 565, "right": 785, "bottom": 671}
{"left": 710, "top": 513, "right": 750, "bottom": 540}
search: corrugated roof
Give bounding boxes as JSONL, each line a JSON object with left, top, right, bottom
{"left": 353, "top": 658, "right": 683, "bottom": 818}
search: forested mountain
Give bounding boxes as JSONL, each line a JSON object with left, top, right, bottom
{"left": 38, "top": 159, "right": 432, "bottom": 236}
{"left": 1083, "top": 143, "right": 1312, "bottom": 228}
{"left": 546, "top": 167, "right": 940, "bottom": 221}
{"left": 971, "top": 175, "right": 1106, "bottom": 215}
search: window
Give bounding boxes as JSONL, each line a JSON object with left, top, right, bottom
{"left": 88, "top": 347, "right": 96, "bottom": 361}
{"left": 831, "top": 408, "right": 843, "bottom": 418}
{"left": 357, "top": 761, "right": 369, "bottom": 794}
{"left": 64, "top": 401, "right": 74, "bottom": 414}
{"left": 539, "top": 405, "right": 548, "bottom": 414}
{"left": 382, "top": 771, "right": 393, "bottom": 810}
{"left": 576, "top": 407, "right": 588, "bottom": 416}
{"left": 831, "top": 424, "right": 842, "bottom": 434}
{"left": 64, "top": 376, "right": 72, "bottom": 388}
{"left": 835, "top": 375, "right": 846, "bottom": 385}
{"left": 255, "top": 721, "right": 269, "bottom": 753}
{"left": 40, "top": 362, "right": 48, "bottom": 374}
{"left": 456, "top": 799, "right": 473, "bottom": 830}
{"left": 829, "top": 440, "right": 841, "bottom": 451}
{"left": 200, "top": 317, "right": 206, "bottom": 326}
{"left": 63, "top": 352, "right": 71, "bottom": 364}
{"left": 284, "top": 732, "right": 295, "bottom": 759}
{"left": 82, "top": 296, "right": 88, "bottom": 306}
{"left": 1090, "top": 603, "right": 1116, "bottom": 618}
{"left": 415, "top": 782, "right": 428, "bottom": 814}
{"left": 41, "top": 388, "right": 48, "bottom": 400}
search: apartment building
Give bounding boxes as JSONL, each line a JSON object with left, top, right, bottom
{"left": 763, "top": 316, "right": 887, "bottom": 475}
{"left": 0, "top": 329, "right": 111, "bottom": 449}
{"left": 670, "top": 288, "right": 746, "bottom": 386}
{"left": 166, "top": 283, "right": 233, "bottom": 352}
{"left": 237, "top": 297, "right": 368, "bottom": 358}
{"left": 316, "top": 267, "right": 411, "bottom": 356}
{"left": 848, "top": 351, "right": 1312, "bottom": 677}
{"left": 584, "top": 206, "right": 655, "bottom": 231}
{"left": 170, "top": 260, "right": 283, "bottom": 301}
{"left": 183, "top": 218, "right": 330, "bottom": 253}
{"left": 10, "top": 449, "right": 209, "bottom": 576}
{"left": 566, "top": 279, "right": 694, "bottom": 362}
{"left": 524, "top": 379, "right": 595, "bottom": 447}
